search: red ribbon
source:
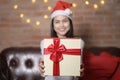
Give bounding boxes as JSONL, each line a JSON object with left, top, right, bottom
{"left": 44, "top": 38, "right": 81, "bottom": 76}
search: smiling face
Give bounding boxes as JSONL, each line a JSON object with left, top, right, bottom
{"left": 53, "top": 15, "right": 70, "bottom": 38}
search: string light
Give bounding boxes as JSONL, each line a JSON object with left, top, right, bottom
{"left": 32, "top": 0, "right": 36, "bottom": 3}
{"left": 44, "top": 14, "right": 48, "bottom": 19}
{"left": 85, "top": 0, "right": 90, "bottom": 5}
{"left": 72, "top": 3, "right": 77, "bottom": 8}
{"left": 36, "top": 21, "right": 40, "bottom": 26}
{"left": 13, "top": 4, "right": 18, "bottom": 10}
{"left": 26, "top": 19, "right": 31, "bottom": 23}
{"left": 20, "top": 13, "right": 24, "bottom": 18}
{"left": 93, "top": 4, "right": 98, "bottom": 9}
{"left": 100, "top": 0, "right": 105, "bottom": 5}
{"left": 70, "top": 11, "right": 73, "bottom": 14}
{"left": 44, "top": 0, "right": 48, "bottom": 3}
{"left": 47, "top": 6, "right": 52, "bottom": 11}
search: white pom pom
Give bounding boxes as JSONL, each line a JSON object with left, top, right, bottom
{"left": 65, "top": 8, "right": 71, "bottom": 15}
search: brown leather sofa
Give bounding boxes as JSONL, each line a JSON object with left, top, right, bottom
{"left": 0, "top": 47, "right": 120, "bottom": 80}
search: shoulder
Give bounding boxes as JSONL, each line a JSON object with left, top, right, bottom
{"left": 80, "top": 38, "right": 85, "bottom": 45}
{"left": 79, "top": 38, "right": 85, "bottom": 49}
{"left": 40, "top": 39, "right": 44, "bottom": 44}
{"left": 40, "top": 39, "right": 44, "bottom": 47}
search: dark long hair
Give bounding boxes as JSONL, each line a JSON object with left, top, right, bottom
{"left": 0, "top": 55, "right": 12, "bottom": 80}
{"left": 50, "top": 18, "right": 74, "bottom": 38}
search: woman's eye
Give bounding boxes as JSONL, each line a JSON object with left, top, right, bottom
{"left": 63, "top": 20, "right": 69, "bottom": 22}
{"left": 54, "top": 21, "right": 59, "bottom": 24}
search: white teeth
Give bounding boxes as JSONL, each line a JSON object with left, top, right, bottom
{"left": 60, "top": 29, "right": 64, "bottom": 30}
{"left": 60, "top": 28, "right": 65, "bottom": 30}
{"left": 60, "top": 29, "right": 65, "bottom": 32}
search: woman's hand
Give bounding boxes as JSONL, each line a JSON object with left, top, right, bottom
{"left": 39, "top": 59, "right": 45, "bottom": 76}
{"left": 80, "top": 63, "right": 84, "bottom": 77}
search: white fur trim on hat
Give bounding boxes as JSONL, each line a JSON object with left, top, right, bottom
{"left": 50, "top": 8, "right": 72, "bottom": 19}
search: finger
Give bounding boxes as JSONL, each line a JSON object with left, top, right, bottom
{"left": 80, "top": 63, "right": 85, "bottom": 77}
{"left": 80, "top": 68, "right": 84, "bottom": 72}
{"left": 41, "top": 59, "right": 44, "bottom": 64}
{"left": 40, "top": 58, "right": 44, "bottom": 64}
{"left": 39, "top": 59, "right": 45, "bottom": 68}
{"left": 39, "top": 59, "right": 45, "bottom": 73}
{"left": 39, "top": 62, "right": 45, "bottom": 70}
{"left": 80, "top": 71, "right": 84, "bottom": 77}
{"left": 80, "top": 63, "right": 84, "bottom": 69}
{"left": 39, "top": 66, "right": 45, "bottom": 73}
{"left": 39, "top": 67, "right": 45, "bottom": 77}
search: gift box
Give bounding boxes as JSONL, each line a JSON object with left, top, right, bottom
{"left": 43, "top": 38, "right": 83, "bottom": 76}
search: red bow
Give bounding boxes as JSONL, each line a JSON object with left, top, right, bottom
{"left": 47, "top": 38, "right": 66, "bottom": 62}
{"left": 44, "top": 38, "right": 66, "bottom": 76}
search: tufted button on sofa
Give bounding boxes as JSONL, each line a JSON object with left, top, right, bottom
{"left": 1, "top": 47, "right": 44, "bottom": 80}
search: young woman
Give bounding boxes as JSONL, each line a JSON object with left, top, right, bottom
{"left": 0, "top": 54, "right": 12, "bottom": 80}
{"left": 39, "top": 1, "right": 84, "bottom": 80}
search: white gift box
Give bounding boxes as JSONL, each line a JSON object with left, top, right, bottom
{"left": 43, "top": 38, "right": 84, "bottom": 76}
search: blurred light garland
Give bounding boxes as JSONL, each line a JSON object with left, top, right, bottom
{"left": 13, "top": 0, "right": 105, "bottom": 26}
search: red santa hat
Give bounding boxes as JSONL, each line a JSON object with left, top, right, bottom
{"left": 50, "top": 1, "right": 72, "bottom": 19}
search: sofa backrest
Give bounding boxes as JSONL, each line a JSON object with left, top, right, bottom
{"left": 0, "top": 47, "right": 44, "bottom": 80}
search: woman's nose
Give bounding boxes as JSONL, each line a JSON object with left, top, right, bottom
{"left": 60, "top": 22, "right": 64, "bottom": 27}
